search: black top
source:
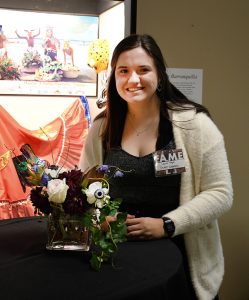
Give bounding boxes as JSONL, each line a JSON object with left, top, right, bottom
{"left": 104, "top": 116, "right": 181, "bottom": 217}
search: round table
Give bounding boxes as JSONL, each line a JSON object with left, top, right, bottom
{"left": 0, "top": 217, "right": 192, "bottom": 300}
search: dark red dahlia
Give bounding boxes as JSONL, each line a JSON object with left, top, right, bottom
{"left": 30, "top": 186, "right": 52, "bottom": 215}
{"left": 62, "top": 191, "right": 90, "bottom": 215}
{"left": 58, "top": 169, "right": 83, "bottom": 191}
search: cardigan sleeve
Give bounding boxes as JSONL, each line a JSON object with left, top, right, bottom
{"left": 79, "top": 118, "right": 105, "bottom": 173}
{"left": 164, "top": 112, "right": 233, "bottom": 236}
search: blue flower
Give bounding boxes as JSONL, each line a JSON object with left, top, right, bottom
{"left": 40, "top": 173, "right": 49, "bottom": 186}
{"left": 97, "top": 165, "right": 109, "bottom": 173}
{"left": 114, "top": 170, "right": 124, "bottom": 178}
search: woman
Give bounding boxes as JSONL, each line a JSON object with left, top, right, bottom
{"left": 42, "top": 27, "right": 60, "bottom": 61}
{"left": 63, "top": 40, "right": 74, "bottom": 65}
{"left": 79, "top": 34, "right": 233, "bottom": 300}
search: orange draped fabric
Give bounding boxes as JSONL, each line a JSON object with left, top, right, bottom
{"left": 0, "top": 98, "right": 89, "bottom": 219}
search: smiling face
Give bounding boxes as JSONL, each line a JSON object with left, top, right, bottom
{"left": 115, "top": 47, "right": 159, "bottom": 105}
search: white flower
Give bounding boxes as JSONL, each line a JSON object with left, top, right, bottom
{"left": 96, "top": 199, "right": 104, "bottom": 208}
{"left": 95, "top": 195, "right": 110, "bottom": 208}
{"left": 45, "top": 167, "right": 67, "bottom": 178}
{"left": 45, "top": 168, "right": 58, "bottom": 178}
{"left": 85, "top": 181, "right": 109, "bottom": 205}
{"left": 47, "top": 178, "right": 69, "bottom": 204}
{"left": 95, "top": 208, "right": 101, "bottom": 222}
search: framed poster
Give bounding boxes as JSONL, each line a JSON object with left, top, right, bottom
{"left": 0, "top": 8, "right": 98, "bottom": 96}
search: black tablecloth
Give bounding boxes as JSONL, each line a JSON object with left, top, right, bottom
{"left": 0, "top": 217, "right": 192, "bottom": 300}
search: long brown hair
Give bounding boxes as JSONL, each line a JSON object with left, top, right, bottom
{"left": 96, "top": 34, "right": 210, "bottom": 151}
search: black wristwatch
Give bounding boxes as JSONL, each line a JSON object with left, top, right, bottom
{"left": 162, "top": 217, "right": 175, "bottom": 238}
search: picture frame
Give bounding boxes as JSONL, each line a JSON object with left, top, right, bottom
{"left": 0, "top": 8, "right": 99, "bottom": 96}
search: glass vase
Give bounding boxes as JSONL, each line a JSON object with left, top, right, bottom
{"left": 46, "top": 213, "right": 91, "bottom": 251}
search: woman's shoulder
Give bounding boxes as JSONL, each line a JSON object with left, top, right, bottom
{"left": 87, "top": 116, "right": 106, "bottom": 137}
{"left": 171, "top": 108, "right": 224, "bottom": 149}
{"left": 169, "top": 106, "right": 196, "bottom": 122}
{"left": 169, "top": 106, "right": 216, "bottom": 129}
{"left": 92, "top": 116, "right": 105, "bottom": 125}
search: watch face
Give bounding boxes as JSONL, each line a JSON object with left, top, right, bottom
{"left": 162, "top": 218, "right": 175, "bottom": 237}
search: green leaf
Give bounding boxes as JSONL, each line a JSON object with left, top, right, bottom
{"left": 117, "top": 212, "right": 127, "bottom": 223}
{"left": 90, "top": 253, "right": 103, "bottom": 271}
{"left": 81, "top": 212, "right": 92, "bottom": 228}
{"left": 81, "top": 178, "right": 89, "bottom": 190}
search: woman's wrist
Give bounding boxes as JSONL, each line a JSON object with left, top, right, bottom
{"left": 161, "top": 217, "right": 175, "bottom": 238}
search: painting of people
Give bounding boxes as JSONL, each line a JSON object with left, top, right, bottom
{"left": 0, "top": 9, "right": 98, "bottom": 96}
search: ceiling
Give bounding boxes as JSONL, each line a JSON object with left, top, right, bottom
{"left": 0, "top": 0, "right": 124, "bottom": 15}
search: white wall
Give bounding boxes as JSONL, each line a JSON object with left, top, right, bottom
{"left": 99, "top": 3, "right": 125, "bottom": 61}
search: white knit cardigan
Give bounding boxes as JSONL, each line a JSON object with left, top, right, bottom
{"left": 79, "top": 108, "right": 233, "bottom": 300}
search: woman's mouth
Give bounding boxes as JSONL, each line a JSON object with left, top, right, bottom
{"left": 126, "top": 87, "right": 144, "bottom": 92}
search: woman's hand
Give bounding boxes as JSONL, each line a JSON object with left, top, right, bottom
{"left": 100, "top": 215, "right": 116, "bottom": 232}
{"left": 126, "top": 215, "right": 165, "bottom": 240}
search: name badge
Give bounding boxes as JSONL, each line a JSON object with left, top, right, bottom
{"left": 153, "top": 149, "right": 186, "bottom": 177}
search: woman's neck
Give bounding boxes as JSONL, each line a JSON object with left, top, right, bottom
{"left": 126, "top": 97, "right": 160, "bottom": 122}
{"left": 122, "top": 97, "right": 160, "bottom": 156}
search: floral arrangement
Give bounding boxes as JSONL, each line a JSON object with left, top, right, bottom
{"left": 15, "top": 144, "right": 128, "bottom": 271}
{"left": 0, "top": 57, "right": 20, "bottom": 80}
{"left": 22, "top": 49, "right": 43, "bottom": 68}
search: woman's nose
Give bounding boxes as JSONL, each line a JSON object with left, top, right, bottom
{"left": 128, "top": 71, "right": 140, "bottom": 83}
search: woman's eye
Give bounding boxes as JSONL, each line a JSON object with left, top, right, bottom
{"left": 140, "top": 68, "right": 149, "bottom": 73}
{"left": 120, "top": 69, "right": 128, "bottom": 74}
